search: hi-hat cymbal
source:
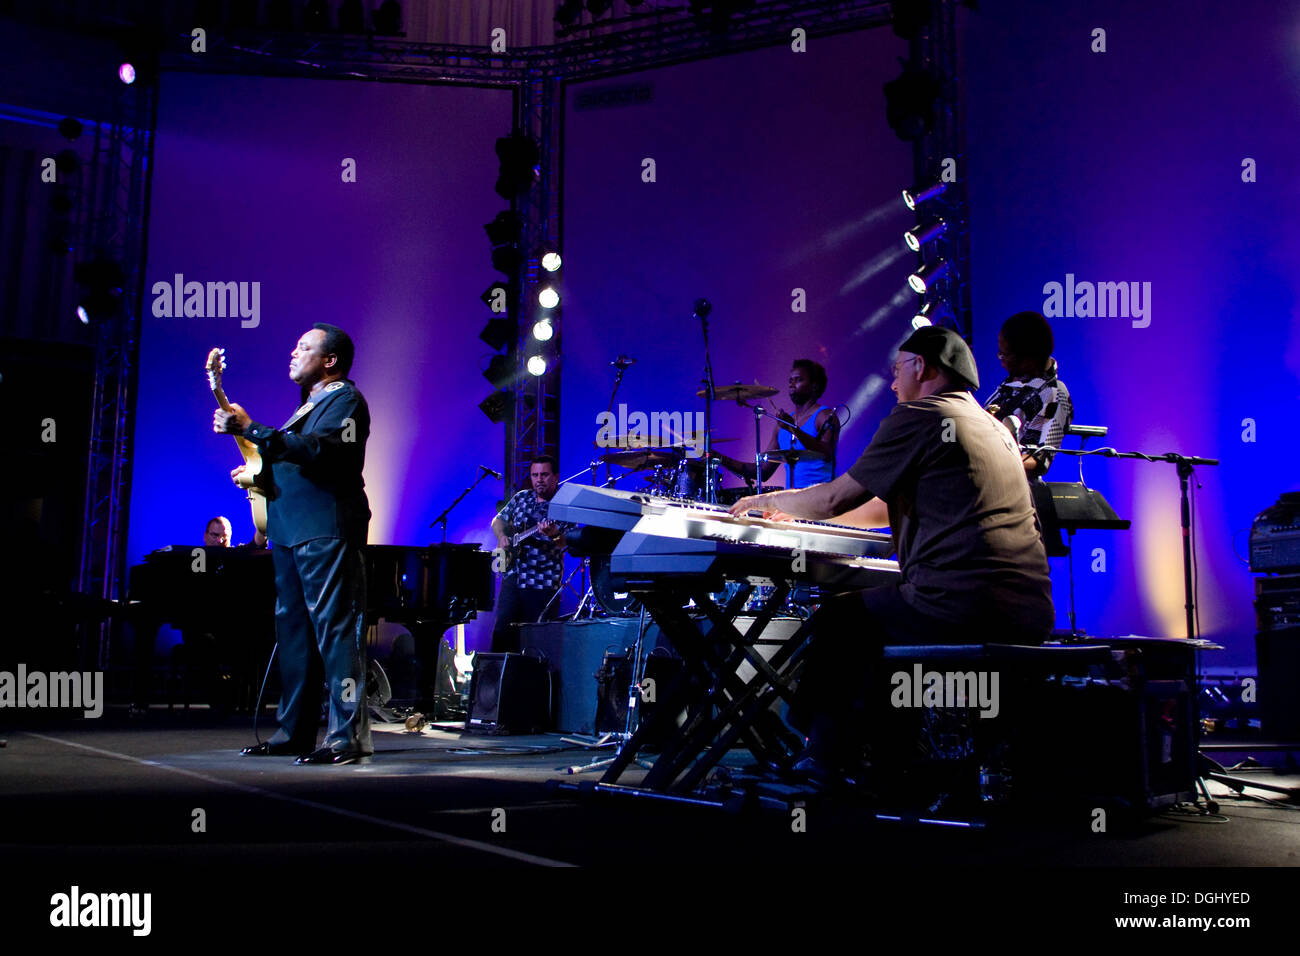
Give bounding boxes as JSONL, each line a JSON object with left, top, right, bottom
{"left": 761, "top": 448, "right": 828, "bottom": 464}
{"left": 699, "top": 382, "right": 780, "bottom": 401}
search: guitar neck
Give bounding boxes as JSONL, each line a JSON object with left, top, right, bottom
{"left": 211, "top": 382, "right": 234, "bottom": 415}
{"left": 511, "top": 525, "right": 541, "bottom": 547}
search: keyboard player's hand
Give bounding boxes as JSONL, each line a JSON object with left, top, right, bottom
{"left": 729, "top": 494, "right": 775, "bottom": 518}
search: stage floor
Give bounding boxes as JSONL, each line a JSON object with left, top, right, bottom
{"left": 1, "top": 709, "right": 1296, "bottom": 933}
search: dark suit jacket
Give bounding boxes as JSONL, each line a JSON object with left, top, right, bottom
{"left": 243, "top": 379, "right": 371, "bottom": 546}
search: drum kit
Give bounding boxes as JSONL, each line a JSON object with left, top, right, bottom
{"left": 593, "top": 382, "right": 828, "bottom": 503}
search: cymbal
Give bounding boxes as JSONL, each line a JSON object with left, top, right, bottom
{"left": 669, "top": 434, "right": 735, "bottom": 448}
{"left": 700, "top": 382, "right": 780, "bottom": 401}
{"left": 761, "top": 448, "right": 828, "bottom": 464}
{"left": 599, "top": 448, "right": 679, "bottom": 469}
{"left": 598, "top": 434, "right": 665, "bottom": 449}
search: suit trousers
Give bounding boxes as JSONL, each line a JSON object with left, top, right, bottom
{"left": 268, "top": 538, "right": 372, "bottom": 754}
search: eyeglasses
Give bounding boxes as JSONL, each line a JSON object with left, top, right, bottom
{"left": 890, "top": 355, "right": 921, "bottom": 378}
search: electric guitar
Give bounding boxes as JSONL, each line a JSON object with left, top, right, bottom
{"left": 205, "top": 347, "right": 268, "bottom": 535}
{"left": 501, "top": 522, "right": 554, "bottom": 571}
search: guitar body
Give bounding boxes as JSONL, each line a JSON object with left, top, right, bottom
{"left": 502, "top": 524, "right": 544, "bottom": 571}
{"left": 232, "top": 435, "right": 269, "bottom": 534}
{"left": 206, "top": 348, "right": 269, "bottom": 535}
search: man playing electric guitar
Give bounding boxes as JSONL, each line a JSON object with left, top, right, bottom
{"left": 213, "top": 323, "right": 373, "bottom": 765}
{"left": 489, "top": 455, "right": 570, "bottom": 653}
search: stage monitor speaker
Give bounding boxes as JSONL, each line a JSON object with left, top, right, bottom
{"left": 467, "top": 652, "right": 550, "bottom": 734}
{"left": 1255, "top": 627, "right": 1300, "bottom": 740}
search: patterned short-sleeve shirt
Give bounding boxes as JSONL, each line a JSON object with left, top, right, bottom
{"left": 983, "top": 357, "right": 1073, "bottom": 473}
{"left": 496, "top": 489, "right": 570, "bottom": 590}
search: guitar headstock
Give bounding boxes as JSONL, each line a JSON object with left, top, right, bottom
{"left": 205, "top": 347, "right": 226, "bottom": 392}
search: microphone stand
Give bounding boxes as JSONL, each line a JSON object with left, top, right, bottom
{"left": 429, "top": 467, "right": 495, "bottom": 545}
{"left": 1032, "top": 445, "right": 1295, "bottom": 805}
{"left": 697, "top": 301, "right": 718, "bottom": 503}
{"left": 600, "top": 359, "right": 633, "bottom": 489}
{"left": 1025, "top": 444, "right": 1218, "bottom": 641}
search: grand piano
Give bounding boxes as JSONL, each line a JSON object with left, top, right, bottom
{"left": 128, "top": 543, "right": 493, "bottom": 710}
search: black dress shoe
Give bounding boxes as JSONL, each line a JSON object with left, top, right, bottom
{"left": 241, "top": 741, "right": 303, "bottom": 757}
{"left": 294, "top": 747, "right": 372, "bottom": 766}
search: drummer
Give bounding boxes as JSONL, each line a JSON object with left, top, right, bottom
{"left": 714, "top": 359, "right": 839, "bottom": 489}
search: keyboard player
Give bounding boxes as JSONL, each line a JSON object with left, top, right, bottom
{"left": 728, "top": 327, "right": 1054, "bottom": 779}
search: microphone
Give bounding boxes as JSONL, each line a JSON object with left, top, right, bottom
{"left": 611, "top": 355, "right": 636, "bottom": 368}
{"left": 479, "top": 465, "right": 503, "bottom": 479}
{"left": 692, "top": 298, "right": 712, "bottom": 319}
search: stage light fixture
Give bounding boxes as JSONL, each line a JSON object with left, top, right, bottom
{"left": 57, "top": 117, "right": 83, "bottom": 141}
{"left": 555, "top": 0, "right": 584, "bottom": 26}
{"left": 527, "top": 355, "right": 548, "bottom": 376}
{"left": 74, "top": 258, "right": 125, "bottom": 322}
{"left": 492, "top": 245, "right": 525, "bottom": 277}
{"left": 532, "top": 318, "right": 554, "bottom": 342}
{"left": 115, "top": 32, "right": 161, "bottom": 86}
{"left": 907, "top": 259, "right": 949, "bottom": 294}
{"left": 904, "top": 217, "right": 947, "bottom": 252}
{"left": 480, "top": 317, "right": 515, "bottom": 352}
{"left": 587, "top": 0, "right": 613, "bottom": 17}
{"left": 54, "top": 149, "right": 80, "bottom": 177}
{"left": 540, "top": 250, "right": 562, "bottom": 272}
{"left": 50, "top": 187, "right": 75, "bottom": 215}
{"left": 481, "top": 281, "right": 514, "bottom": 313}
{"left": 46, "top": 221, "right": 74, "bottom": 256}
{"left": 374, "top": 0, "right": 402, "bottom": 34}
{"left": 494, "top": 132, "right": 540, "bottom": 200}
{"left": 902, "top": 181, "right": 947, "bottom": 210}
{"left": 483, "top": 353, "right": 512, "bottom": 388}
{"left": 912, "top": 298, "right": 957, "bottom": 330}
{"left": 538, "top": 287, "right": 559, "bottom": 309}
{"left": 484, "top": 211, "right": 524, "bottom": 246}
{"left": 890, "top": 0, "right": 931, "bottom": 40}
{"left": 883, "top": 66, "right": 941, "bottom": 142}
{"left": 479, "top": 390, "right": 511, "bottom": 424}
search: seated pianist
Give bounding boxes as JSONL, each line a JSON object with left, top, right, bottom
{"left": 204, "top": 515, "right": 269, "bottom": 550}
{"left": 131, "top": 516, "right": 273, "bottom": 711}
{"left": 728, "top": 327, "right": 1055, "bottom": 779}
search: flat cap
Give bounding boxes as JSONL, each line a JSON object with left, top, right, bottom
{"left": 897, "top": 326, "right": 979, "bottom": 390}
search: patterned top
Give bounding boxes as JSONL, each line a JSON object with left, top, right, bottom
{"left": 496, "top": 489, "right": 570, "bottom": 590}
{"left": 982, "top": 357, "right": 1073, "bottom": 473}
